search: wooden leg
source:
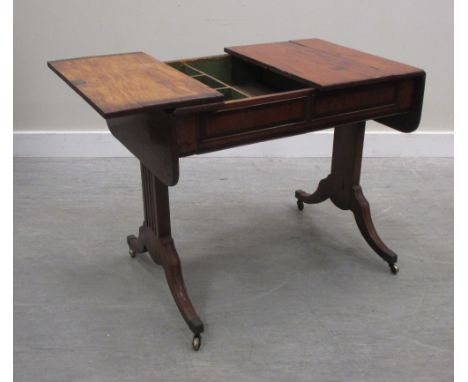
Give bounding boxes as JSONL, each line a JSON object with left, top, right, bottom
{"left": 295, "top": 122, "right": 399, "bottom": 274}
{"left": 127, "top": 225, "right": 149, "bottom": 259}
{"left": 128, "top": 162, "right": 204, "bottom": 342}
{"left": 351, "top": 185, "right": 398, "bottom": 273}
{"left": 295, "top": 175, "right": 331, "bottom": 210}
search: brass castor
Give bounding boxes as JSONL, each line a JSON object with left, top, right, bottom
{"left": 192, "top": 333, "right": 201, "bottom": 351}
{"left": 297, "top": 200, "right": 304, "bottom": 211}
{"left": 127, "top": 235, "right": 138, "bottom": 258}
{"left": 389, "top": 263, "right": 399, "bottom": 275}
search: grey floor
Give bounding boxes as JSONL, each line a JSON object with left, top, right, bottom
{"left": 14, "top": 157, "right": 453, "bottom": 382}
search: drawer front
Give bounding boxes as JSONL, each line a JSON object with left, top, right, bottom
{"left": 200, "top": 96, "right": 309, "bottom": 140}
{"left": 174, "top": 76, "right": 423, "bottom": 156}
{"left": 313, "top": 78, "right": 419, "bottom": 121}
{"left": 315, "top": 82, "right": 397, "bottom": 117}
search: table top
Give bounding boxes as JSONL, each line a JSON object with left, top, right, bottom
{"left": 48, "top": 52, "right": 223, "bottom": 118}
{"left": 48, "top": 39, "right": 424, "bottom": 120}
{"left": 225, "top": 39, "right": 424, "bottom": 90}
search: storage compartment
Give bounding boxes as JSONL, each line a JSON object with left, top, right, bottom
{"left": 169, "top": 51, "right": 423, "bottom": 157}
{"left": 168, "top": 55, "right": 308, "bottom": 101}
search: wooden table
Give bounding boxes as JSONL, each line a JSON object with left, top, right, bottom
{"left": 48, "top": 39, "right": 425, "bottom": 350}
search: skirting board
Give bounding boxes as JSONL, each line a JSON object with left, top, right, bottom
{"left": 13, "top": 131, "right": 453, "bottom": 157}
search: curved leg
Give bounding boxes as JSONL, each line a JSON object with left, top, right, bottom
{"left": 128, "top": 163, "right": 204, "bottom": 349}
{"left": 295, "top": 123, "right": 400, "bottom": 274}
{"left": 351, "top": 186, "right": 399, "bottom": 273}
{"left": 156, "top": 237, "right": 204, "bottom": 334}
{"left": 128, "top": 228, "right": 203, "bottom": 333}
{"left": 295, "top": 175, "right": 331, "bottom": 210}
{"left": 127, "top": 225, "right": 160, "bottom": 263}
{"left": 127, "top": 225, "right": 148, "bottom": 258}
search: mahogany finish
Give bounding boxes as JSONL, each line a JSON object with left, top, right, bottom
{"left": 295, "top": 122, "right": 398, "bottom": 271}
{"left": 48, "top": 39, "right": 425, "bottom": 349}
{"left": 127, "top": 164, "right": 203, "bottom": 333}
{"left": 107, "top": 112, "right": 179, "bottom": 186}
{"left": 226, "top": 39, "right": 423, "bottom": 89}
{"left": 48, "top": 52, "right": 223, "bottom": 118}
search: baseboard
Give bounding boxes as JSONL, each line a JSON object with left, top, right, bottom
{"left": 13, "top": 131, "right": 453, "bottom": 157}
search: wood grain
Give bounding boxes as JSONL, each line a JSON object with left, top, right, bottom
{"left": 48, "top": 52, "right": 223, "bottom": 118}
{"left": 46, "top": 41, "right": 425, "bottom": 347}
{"left": 225, "top": 39, "right": 424, "bottom": 90}
{"left": 295, "top": 122, "right": 399, "bottom": 271}
{"left": 107, "top": 111, "right": 179, "bottom": 186}
{"left": 127, "top": 163, "right": 204, "bottom": 334}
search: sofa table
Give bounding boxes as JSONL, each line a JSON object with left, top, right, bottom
{"left": 48, "top": 38, "right": 425, "bottom": 350}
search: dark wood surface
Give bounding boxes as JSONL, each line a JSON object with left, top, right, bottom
{"left": 107, "top": 112, "right": 179, "bottom": 186}
{"left": 48, "top": 39, "right": 425, "bottom": 348}
{"left": 225, "top": 39, "right": 424, "bottom": 90}
{"left": 48, "top": 53, "right": 223, "bottom": 118}
{"left": 175, "top": 76, "right": 422, "bottom": 156}
{"left": 127, "top": 164, "right": 203, "bottom": 335}
{"left": 295, "top": 122, "right": 399, "bottom": 273}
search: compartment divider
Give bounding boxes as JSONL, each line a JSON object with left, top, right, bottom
{"left": 182, "top": 62, "right": 250, "bottom": 97}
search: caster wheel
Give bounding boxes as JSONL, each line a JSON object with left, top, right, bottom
{"left": 192, "top": 334, "right": 201, "bottom": 351}
{"left": 389, "top": 263, "right": 399, "bottom": 275}
{"left": 297, "top": 200, "right": 304, "bottom": 211}
{"left": 127, "top": 235, "right": 137, "bottom": 258}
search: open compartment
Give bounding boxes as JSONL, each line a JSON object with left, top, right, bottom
{"left": 168, "top": 55, "right": 309, "bottom": 101}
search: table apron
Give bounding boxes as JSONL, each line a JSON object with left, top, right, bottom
{"left": 175, "top": 78, "right": 423, "bottom": 156}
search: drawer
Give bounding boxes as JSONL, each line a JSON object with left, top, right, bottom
{"left": 168, "top": 54, "right": 309, "bottom": 101}
{"left": 168, "top": 55, "right": 314, "bottom": 153}
{"left": 169, "top": 54, "right": 424, "bottom": 155}
{"left": 200, "top": 95, "right": 309, "bottom": 139}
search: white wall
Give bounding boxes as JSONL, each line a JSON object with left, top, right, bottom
{"left": 14, "top": 0, "right": 453, "bottom": 133}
